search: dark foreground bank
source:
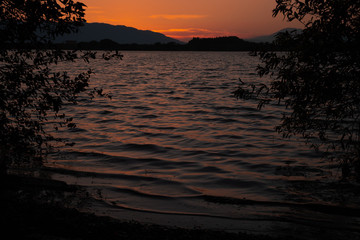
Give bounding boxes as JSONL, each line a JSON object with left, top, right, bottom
{"left": 1, "top": 174, "right": 279, "bottom": 240}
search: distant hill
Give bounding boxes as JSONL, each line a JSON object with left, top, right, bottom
{"left": 55, "top": 23, "right": 183, "bottom": 44}
{"left": 247, "top": 28, "right": 302, "bottom": 43}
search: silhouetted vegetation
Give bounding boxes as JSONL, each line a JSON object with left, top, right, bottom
{"left": 187, "top": 37, "right": 260, "bottom": 51}
{"left": 0, "top": 0, "right": 121, "bottom": 174}
{"left": 234, "top": 0, "right": 360, "bottom": 181}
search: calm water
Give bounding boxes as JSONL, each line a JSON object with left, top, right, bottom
{"left": 47, "top": 51, "right": 360, "bottom": 239}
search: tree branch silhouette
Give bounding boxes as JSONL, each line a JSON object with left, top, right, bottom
{"left": 0, "top": 0, "right": 122, "bottom": 174}
{"left": 234, "top": 0, "right": 360, "bottom": 181}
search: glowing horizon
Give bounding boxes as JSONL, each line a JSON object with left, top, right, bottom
{"left": 82, "top": 0, "right": 304, "bottom": 42}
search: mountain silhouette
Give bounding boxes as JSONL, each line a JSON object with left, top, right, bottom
{"left": 55, "top": 23, "right": 183, "bottom": 44}
{"left": 246, "top": 28, "right": 302, "bottom": 43}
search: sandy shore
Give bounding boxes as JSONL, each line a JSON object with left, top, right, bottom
{"left": 1, "top": 173, "right": 277, "bottom": 240}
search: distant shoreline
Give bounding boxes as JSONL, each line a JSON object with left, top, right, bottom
{"left": 4, "top": 36, "right": 282, "bottom": 52}
{"left": 55, "top": 37, "right": 277, "bottom": 52}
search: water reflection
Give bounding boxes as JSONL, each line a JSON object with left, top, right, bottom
{"left": 47, "top": 51, "right": 360, "bottom": 239}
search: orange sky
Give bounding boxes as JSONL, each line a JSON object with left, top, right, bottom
{"left": 81, "top": 0, "right": 303, "bottom": 42}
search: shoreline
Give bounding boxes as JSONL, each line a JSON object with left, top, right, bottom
{"left": 1, "top": 173, "right": 277, "bottom": 240}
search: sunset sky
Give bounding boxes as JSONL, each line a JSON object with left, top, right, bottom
{"left": 82, "top": 0, "right": 304, "bottom": 42}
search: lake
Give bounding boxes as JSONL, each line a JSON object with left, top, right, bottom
{"left": 47, "top": 51, "right": 360, "bottom": 239}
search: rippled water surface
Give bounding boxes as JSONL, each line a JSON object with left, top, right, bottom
{"left": 47, "top": 52, "right": 360, "bottom": 239}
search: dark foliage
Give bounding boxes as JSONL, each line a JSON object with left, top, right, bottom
{"left": 234, "top": 0, "right": 360, "bottom": 180}
{"left": 187, "top": 36, "right": 259, "bottom": 51}
{"left": 0, "top": 0, "right": 121, "bottom": 174}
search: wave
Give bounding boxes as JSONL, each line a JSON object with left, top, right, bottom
{"left": 121, "top": 143, "right": 172, "bottom": 153}
{"left": 202, "top": 195, "right": 360, "bottom": 218}
{"left": 46, "top": 52, "right": 360, "bottom": 239}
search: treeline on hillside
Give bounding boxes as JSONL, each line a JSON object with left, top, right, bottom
{"left": 55, "top": 37, "right": 279, "bottom": 51}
